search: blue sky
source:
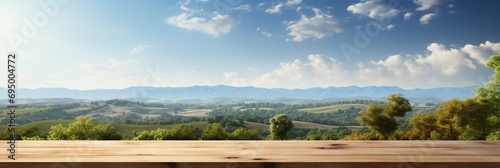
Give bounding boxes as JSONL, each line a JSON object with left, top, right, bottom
{"left": 1, "top": 0, "right": 500, "bottom": 90}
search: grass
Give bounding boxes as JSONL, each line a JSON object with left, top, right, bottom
{"left": 297, "top": 104, "right": 367, "bottom": 113}
{"left": 21, "top": 119, "right": 75, "bottom": 133}
{"left": 177, "top": 109, "right": 212, "bottom": 117}
{"left": 1, "top": 107, "right": 49, "bottom": 115}
{"left": 65, "top": 107, "right": 91, "bottom": 113}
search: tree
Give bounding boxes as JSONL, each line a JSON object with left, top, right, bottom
{"left": 357, "top": 94, "right": 412, "bottom": 139}
{"left": 93, "top": 123, "right": 122, "bottom": 140}
{"left": 169, "top": 125, "right": 197, "bottom": 140}
{"left": 229, "top": 128, "right": 260, "bottom": 140}
{"left": 269, "top": 114, "right": 294, "bottom": 140}
{"left": 409, "top": 113, "right": 439, "bottom": 140}
{"left": 200, "top": 123, "right": 227, "bottom": 140}
{"left": 435, "top": 98, "right": 489, "bottom": 140}
{"left": 434, "top": 98, "right": 461, "bottom": 140}
{"left": 475, "top": 53, "right": 500, "bottom": 120}
{"left": 48, "top": 116, "right": 121, "bottom": 140}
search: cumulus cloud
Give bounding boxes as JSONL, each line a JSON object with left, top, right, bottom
{"left": 404, "top": 12, "right": 413, "bottom": 20}
{"left": 354, "top": 42, "right": 499, "bottom": 88}
{"left": 414, "top": 0, "right": 439, "bottom": 11}
{"left": 166, "top": 13, "right": 236, "bottom": 37}
{"left": 224, "top": 71, "right": 247, "bottom": 86}
{"left": 238, "top": 41, "right": 500, "bottom": 89}
{"left": 285, "top": 0, "right": 302, "bottom": 6}
{"left": 420, "top": 13, "right": 436, "bottom": 24}
{"left": 231, "top": 4, "right": 252, "bottom": 12}
{"left": 347, "top": 0, "right": 400, "bottom": 20}
{"left": 462, "top": 41, "right": 500, "bottom": 64}
{"left": 265, "top": 3, "right": 284, "bottom": 14}
{"left": 285, "top": 8, "right": 342, "bottom": 42}
{"left": 252, "top": 55, "right": 348, "bottom": 88}
{"left": 265, "top": 0, "right": 301, "bottom": 14}
{"left": 386, "top": 24, "right": 395, "bottom": 30}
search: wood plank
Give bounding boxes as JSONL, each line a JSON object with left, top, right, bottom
{"left": 6, "top": 140, "right": 500, "bottom": 148}
{"left": 3, "top": 155, "right": 500, "bottom": 162}
{"left": 1, "top": 141, "right": 499, "bottom": 164}
{"left": 1, "top": 162, "right": 500, "bottom": 168}
{"left": 13, "top": 147, "right": 500, "bottom": 156}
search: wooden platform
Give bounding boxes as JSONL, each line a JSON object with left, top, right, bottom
{"left": 1, "top": 141, "right": 499, "bottom": 168}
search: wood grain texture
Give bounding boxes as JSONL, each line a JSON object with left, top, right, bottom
{"left": 1, "top": 141, "right": 499, "bottom": 167}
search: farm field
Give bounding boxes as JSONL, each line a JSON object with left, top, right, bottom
{"left": 298, "top": 104, "right": 367, "bottom": 113}
{"left": 1, "top": 107, "right": 48, "bottom": 115}
{"left": 177, "top": 109, "right": 212, "bottom": 117}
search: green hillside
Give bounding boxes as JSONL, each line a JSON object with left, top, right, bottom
{"left": 1, "top": 107, "right": 49, "bottom": 115}
{"left": 298, "top": 104, "right": 367, "bottom": 113}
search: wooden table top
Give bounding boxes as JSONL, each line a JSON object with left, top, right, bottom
{"left": 1, "top": 140, "right": 499, "bottom": 168}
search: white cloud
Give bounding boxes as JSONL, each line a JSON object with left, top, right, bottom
{"left": 231, "top": 4, "right": 252, "bottom": 12}
{"left": 420, "top": 13, "right": 436, "bottom": 24}
{"left": 285, "top": 8, "right": 342, "bottom": 42}
{"left": 252, "top": 55, "right": 348, "bottom": 88}
{"left": 386, "top": 24, "right": 395, "bottom": 30}
{"left": 265, "top": 3, "right": 284, "bottom": 14}
{"left": 180, "top": 0, "right": 192, "bottom": 11}
{"left": 253, "top": 59, "right": 305, "bottom": 88}
{"left": 462, "top": 41, "right": 500, "bottom": 64}
{"left": 224, "top": 71, "right": 247, "bottom": 86}
{"left": 285, "top": 0, "right": 302, "bottom": 6}
{"left": 404, "top": 12, "right": 413, "bottom": 20}
{"left": 414, "top": 0, "right": 439, "bottom": 11}
{"left": 130, "top": 45, "right": 152, "bottom": 54}
{"left": 347, "top": 0, "right": 400, "bottom": 20}
{"left": 354, "top": 42, "right": 500, "bottom": 88}
{"left": 245, "top": 41, "right": 500, "bottom": 89}
{"left": 166, "top": 13, "right": 236, "bottom": 37}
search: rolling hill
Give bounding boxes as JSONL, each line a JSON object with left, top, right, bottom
{"left": 1, "top": 85, "right": 476, "bottom": 101}
{"left": 298, "top": 104, "right": 367, "bottom": 113}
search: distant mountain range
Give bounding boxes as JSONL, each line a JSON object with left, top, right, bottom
{"left": 0, "top": 85, "right": 478, "bottom": 100}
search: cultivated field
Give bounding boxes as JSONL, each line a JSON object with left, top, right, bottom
{"left": 298, "top": 104, "right": 367, "bottom": 113}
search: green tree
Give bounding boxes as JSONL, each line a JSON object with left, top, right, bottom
{"left": 200, "top": 123, "right": 227, "bottom": 140}
{"left": 269, "top": 114, "right": 294, "bottom": 140}
{"left": 357, "top": 94, "right": 412, "bottom": 139}
{"left": 409, "top": 113, "right": 439, "bottom": 140}
{"left": 169, "top": 125, "right": 197, "bottom": 140}
{"left": 435, "top": 98, "right": 489, "bottom": 140}
{"left": 48, "top": 124, "right": 70, "bottom": 140}
{"left": 93, "top": 123, "right": 122, "bottom": 140}
{"left": 475, "top": 53, "right": 500, "bottom": 120}
{"left": 133, "top": 130, "right": 155, "bottom": 140}
{"left": 48, "top": 116, "right": 121, "bottom": 140}
{"left": 229, "top": 128, "right": 260, "bottom": 140}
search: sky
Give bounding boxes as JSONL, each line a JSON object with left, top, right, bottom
{"left": 1, "top": 0, "right": 500, "bottom": 90}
